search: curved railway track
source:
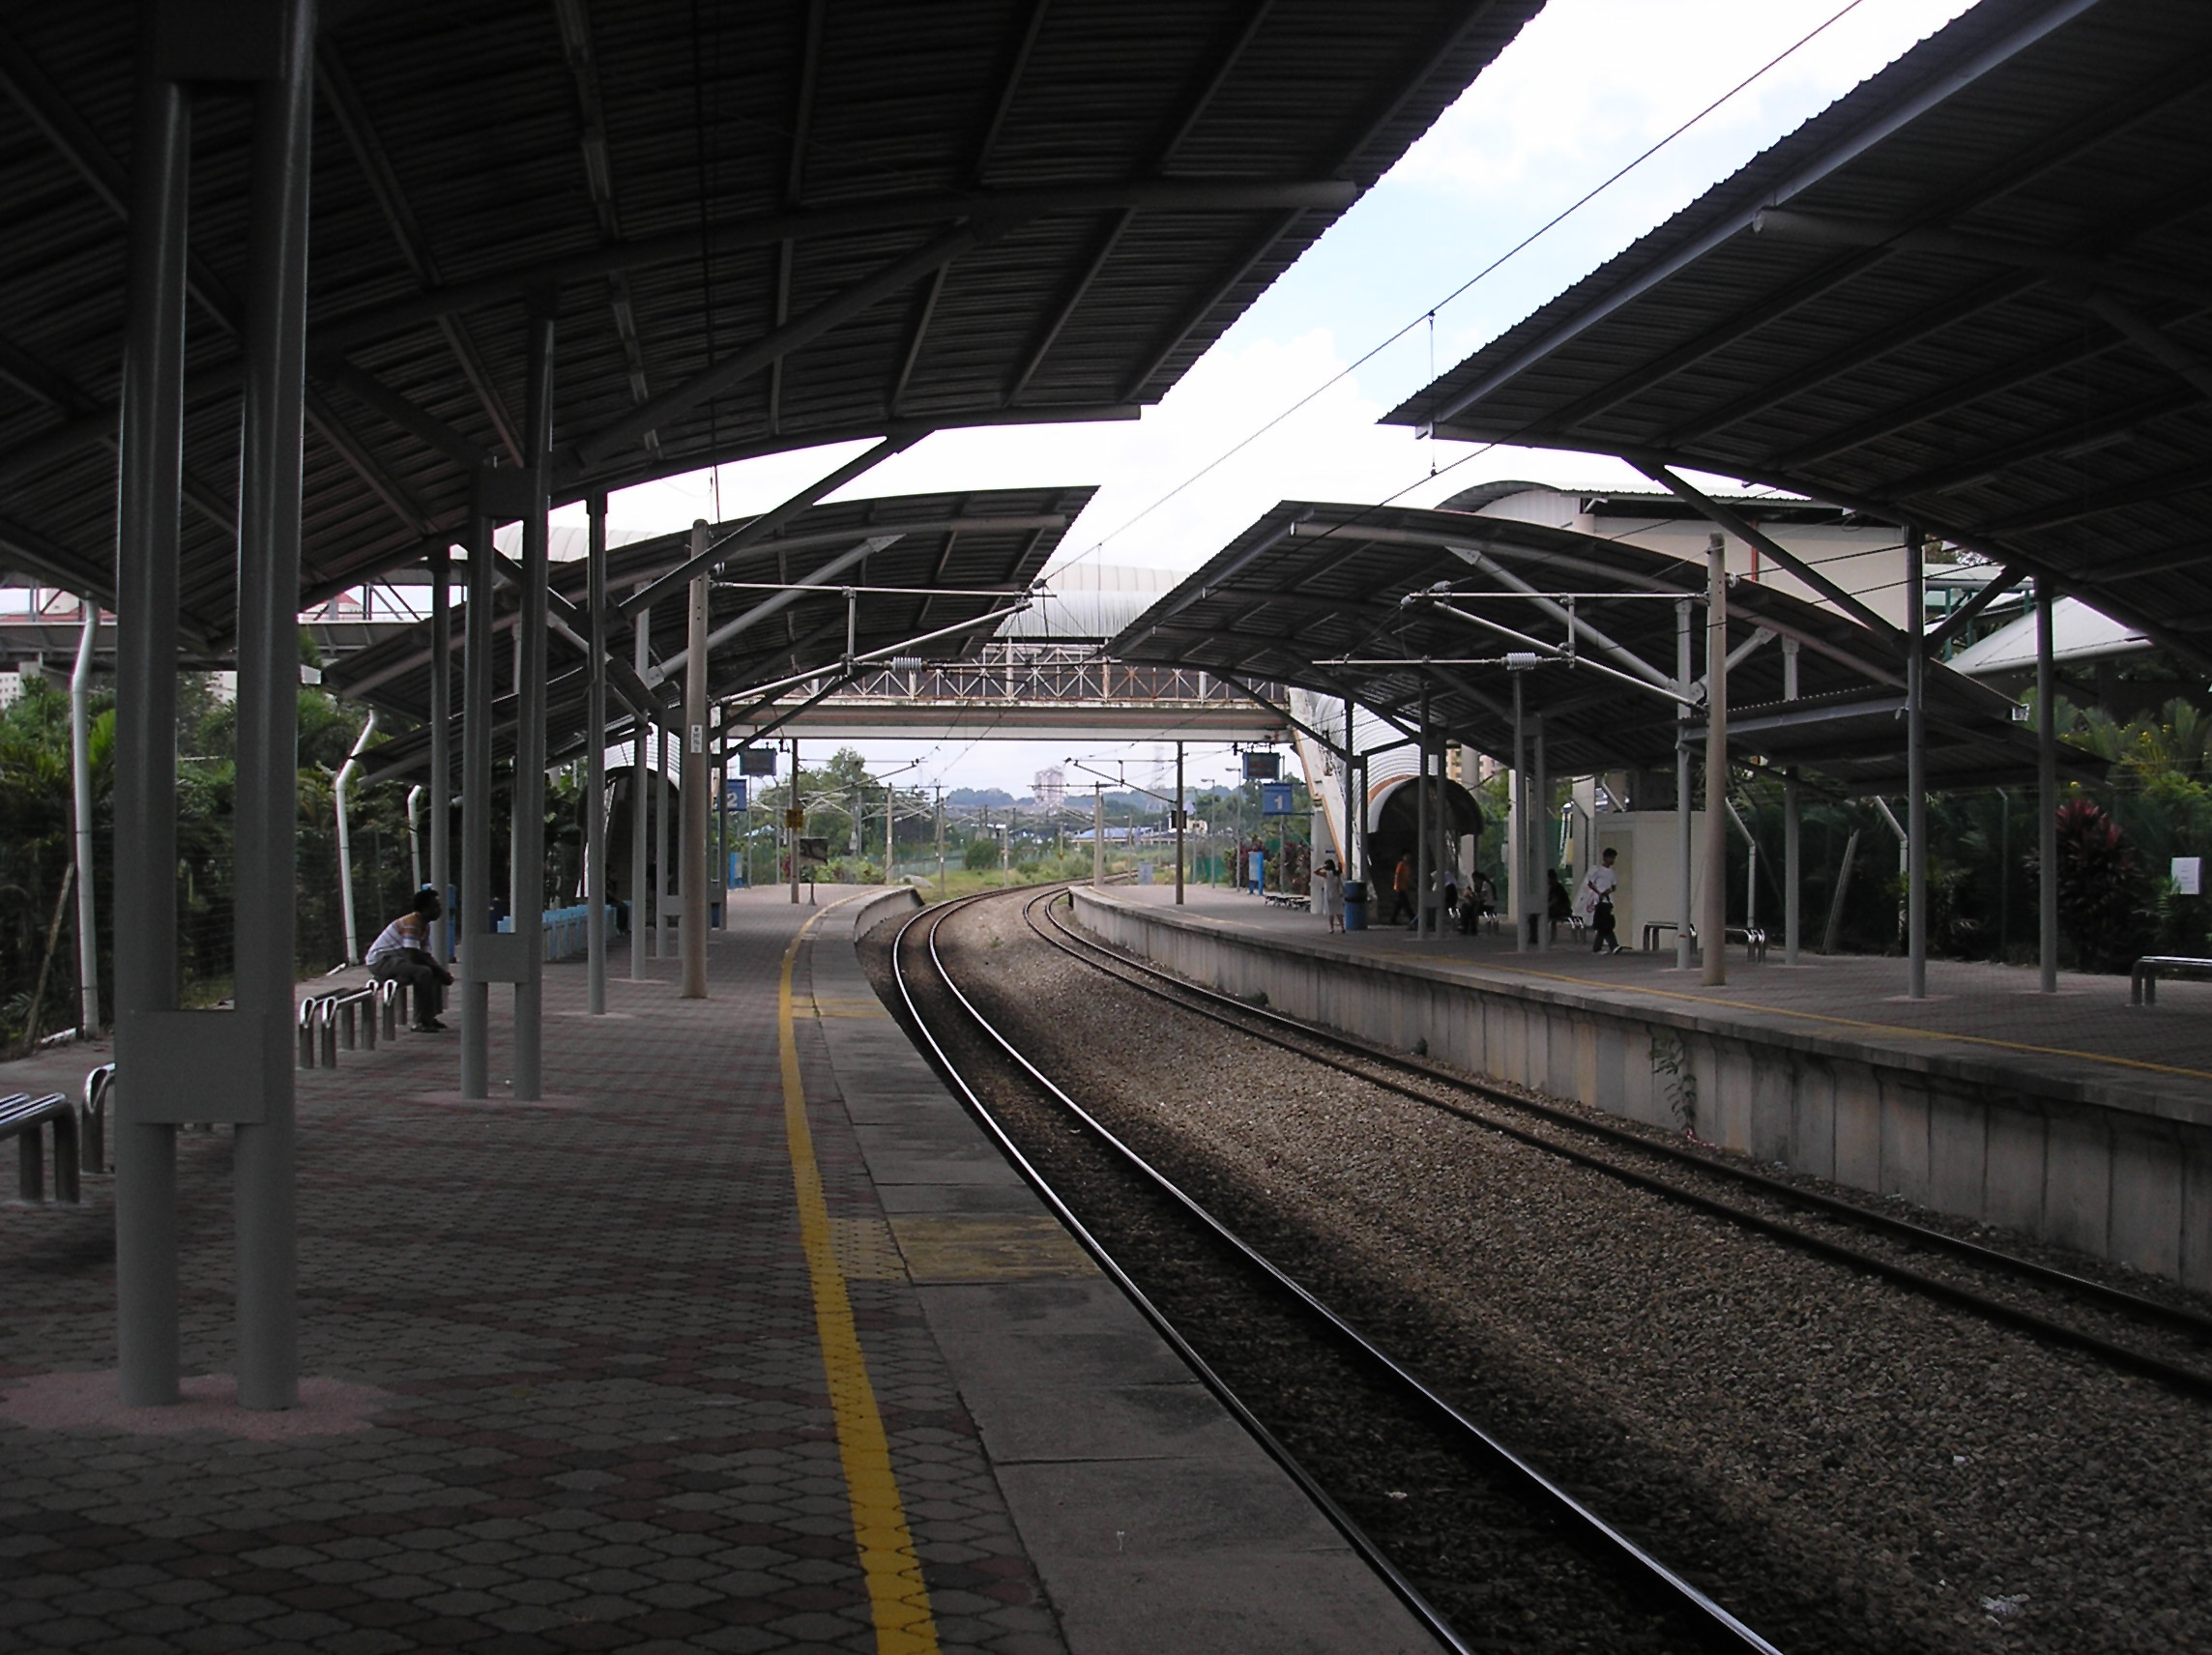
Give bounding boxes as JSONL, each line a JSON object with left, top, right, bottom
{"left": 1025, "top": 886, "right": 2212, "bottom": 1399}
{"left": 889, "top": 883, "right": 1786, "bottom": 1655}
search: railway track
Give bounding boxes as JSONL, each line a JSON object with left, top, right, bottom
{"left": 1026, "top": 886, "right": 2212, "bottom": 1400}
{"left": 889, "top": 883, "right": 1786, "bottom": 1655}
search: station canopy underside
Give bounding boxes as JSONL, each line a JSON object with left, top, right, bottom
{"left": 1110, "top": 500, "right": 2102, "bottom": 796}
{"left": 331, "top": 485, "right": 1090, "bottom": 783}
{"left": 0, "top": 0, "right": 1540, "bottom": 640}
{"left": 1384, "top": 0, "right": 2212, "bottom": 671}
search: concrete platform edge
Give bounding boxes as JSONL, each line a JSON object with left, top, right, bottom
{"left": 813, "top": 887, "right": 1440, "bottom": 1654}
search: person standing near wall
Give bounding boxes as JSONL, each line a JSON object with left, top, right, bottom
{"left": 1583, "top": 847, "right": 1623, "bottom": 954}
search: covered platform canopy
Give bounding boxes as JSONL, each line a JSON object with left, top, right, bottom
{"left": 1109, "top": 499, "right": 2097, "bottom": 794}
{"left": 0, "top": 0, "right": 1540, "bottom": 627}
{"left": 326, "top": 484, "right": 1092, "bottom": 783}
{"left": 1384, "top": 0, "right": 2212, "bottom": 670}
{"left": 31, "top": 0, "right": 1549, "bottom": 1416}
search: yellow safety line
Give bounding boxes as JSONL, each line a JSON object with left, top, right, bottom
{"left": 1361, "top": 949, "right": 2212, "bottom": 1084}
{"left": 780, "top": 903, "right": 940, "bottom": 1655}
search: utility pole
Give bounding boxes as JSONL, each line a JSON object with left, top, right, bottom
{"left": 936, "top": 787, "right": 946, "bottom": 893}
{"left": 1093, "top": 783, "right": 1104, "bottom": 887}
{"left": 788, "top": 737, "right": 800, "bottom": 904}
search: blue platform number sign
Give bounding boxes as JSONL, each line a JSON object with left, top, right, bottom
{"left": 723, "top": 778, "right": 747, "bottom": 813}
{"left": 1259, "top": 781, "right": 1294, "bottom": 816}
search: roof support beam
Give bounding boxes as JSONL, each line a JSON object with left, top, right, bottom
{"left": 315, "top": 42, "right": 523, "bottom": 461}
{"left": 1753, "top": 208, "right": 2212, "bottom": 309}
{"left": 654, "top": 535, "right": 903, "bottom": 684}
{"left": 621, "top": 432, "right": 920, "bottom": 616}
{"left": 1965, "top": 461, "right": 2212, "bottom": 537}
{"left": 1630, "top": 457, "right": 1903, "bottom": 642}
{"left": 572, "top": 228, "right": 980, "bottom": 468}
{"left": 1924, "top": 566, "right": 2025, "bottom": 650}
{"left": 314, "top": 179, "right": 1354, "bottom": 356}
{"left": 314, "top": 357, "right": 488, "bottom": 468}
{"left": 766, "top": 0, "right": 828, "bottom": 436}
{"left": 1448, "top": 542, "right": 1674, "bottom": 690}
{"left": 551, "top": 0, "right": 658, "bottom": 433}
{"left": 2077, "top": 292, "right": 2212, "bottom": 400}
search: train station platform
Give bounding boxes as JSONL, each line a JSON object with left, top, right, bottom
{"left": 1072, "top": 883, "right": 2212, "bottom": 1295}
{"left": 0, "top": 885, "right": 1432, "bottom": 1655}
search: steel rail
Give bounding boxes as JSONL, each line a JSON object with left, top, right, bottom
{"left": 1032, "top": 894, "right": 2212, "bottom": 1398}
{"left": 887, "top": 887, "right": 1474, "bottom": 1655}
{"left": 892, "top": 885, "right": 1784, "bottom": 1655}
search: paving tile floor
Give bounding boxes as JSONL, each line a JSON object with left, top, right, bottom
{"left": 3, "top": 886, "right": 1435, "bottom": 1655}
{"left": 0, "top": 891, "right": 1061, "bottom": 1655}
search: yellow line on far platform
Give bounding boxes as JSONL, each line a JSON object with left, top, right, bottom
{"left": 780, "top": 901, "right": 940, "bottom": 1655}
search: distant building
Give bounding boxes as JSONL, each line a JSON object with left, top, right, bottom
{"left": 1033, "top": 767, "right": 1066, "bottom": 813}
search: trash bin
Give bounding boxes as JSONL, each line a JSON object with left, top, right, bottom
{"left": 1343, "top": 880, "right": 1368, "bottom": 931}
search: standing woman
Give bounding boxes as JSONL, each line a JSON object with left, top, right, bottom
{"left": 1318, "top": 856, "right": 1346, "bottom": 934}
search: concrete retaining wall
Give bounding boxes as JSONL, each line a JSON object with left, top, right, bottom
{"left": 1072, "top": 886, "right": 2212, "bottom": 1292}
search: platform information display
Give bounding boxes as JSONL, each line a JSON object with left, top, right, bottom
{"left": 738, "top": 747, "right": 778, "bottom": 776}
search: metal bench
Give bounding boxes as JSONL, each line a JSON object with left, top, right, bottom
{"left": 2, "top": 1090, "right": 80, "bottom": 1205}
{"left": 82, "top": 1063, "right": 113, "bottom": 1175}
{"left": 2130, "top": 955, "right": 2212, "bottom": 1005}
{"left": 1640, "top": 920, "right": 1769, "bottom": 963}
{"left": 297, "top": 980, "right": 404, "bottom": 1068}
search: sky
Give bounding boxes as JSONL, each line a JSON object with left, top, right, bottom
{"left": 560, "top": 0, "right": 1979, "bottom": 796}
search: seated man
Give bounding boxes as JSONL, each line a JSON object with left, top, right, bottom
{"left": 365, "top": 887, "right": 454, "bottom": 1031}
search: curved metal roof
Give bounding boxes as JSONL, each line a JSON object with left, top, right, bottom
{"left": 1384, "top": 0, "right": 2212, "bottom": 669}
{"left": 1111, "top": 500, "right": 2101, "bottom": 794}
{"left": 331, "top": 483, "right": 1092, "bottom": 782}
{"left": 0, "top": 0, "right": 1541, "bottom": 635}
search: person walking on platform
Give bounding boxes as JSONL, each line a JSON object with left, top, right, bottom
{"left": 366, "top": 886, "right": 454, "bottom": 1031}
{"left": 1387, "top": 852, "right": 1414, "bottom": 925}
{"left": 1583, "top": 847, "right": 1623, "bottom": 954}
{"left": 1318, "top": 857, "right": 1346, "bottom": 934}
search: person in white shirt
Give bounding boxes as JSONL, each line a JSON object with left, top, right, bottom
{"left": 1582, "top": 847, "right": 1623, "bottom": 954}
{"left": 365, "top": 887, "right": 454, "bottom": 1031}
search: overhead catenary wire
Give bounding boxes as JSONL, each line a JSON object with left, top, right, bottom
{"left": 1058, "top": 0, "right": 1881, "bottom": 569}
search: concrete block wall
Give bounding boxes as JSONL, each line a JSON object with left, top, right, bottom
{"left": 1072, "top": 887, "right": 2212, "bottom": 1292}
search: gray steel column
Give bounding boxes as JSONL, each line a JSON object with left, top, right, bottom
{"left": 716, "top": 714, "right": 730, "bottom": 919}
{"left": 630, "top": 599, "right": 649, "bottom": 976}
{"left": 1415, "top": 691, "right": 1431, "bottom": 940}
{"left": 233, "top": 0, "right": 314, "bottom": 1408}
{"left": 1093, "top": 783, "right": 1104, "bottom": 887}
{"left": 681, "top": 527, "right": 710, "bottom": 1000}
{"left": 585, "top": 496, "right": 608, "bottom": 1013}
{"left": 429, "top": 549, "right": 451, "bottom": 960}
{"left": 1782, "top": 637, "right": 1800, "bottom": 966}
{"left": 1344, "top": 698, "right": 1358, "bottom": 886}
{"left": 790, "top": 738, "right": 801, "bottom": 903}
{"left": 1509, "top": 676, "right": 1525, "bottom": 952}
{"left": 1674, "top": 599, "right": 1694, "bottom": 971}
{"left": 1703, "top": 537, "right": 1730, "bottom": 986}
{"left": 459, "top": 503, "right": 495, "bottom": 1099}
{"left": 112, "top": 35, "right": 191, "bottom": 1408}
{"left": 510, "top": 309, "right": 554, "bottom": 1099}
{"left": 1531, "top": 717, "right": 1548, "bottom": 952}
{"left": 1906, "top": 527, "right": 1927, "bottom": 1000}
{"left": 656, "top": 720, "right": 673, "bottom": 954}
{"left": 2037, "top": 581, "right": 2058, "bottom": 993}
{"left": 1174, "top": 742, "right": 1185, "bottom": 905}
